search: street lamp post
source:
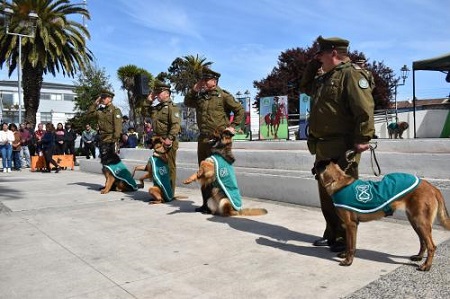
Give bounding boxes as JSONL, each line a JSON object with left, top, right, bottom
{"left": 1, "top": 7, "right": 39, "bottom": 124}
{"left": 393, "top": 64, "right": 410, "bottom": 121}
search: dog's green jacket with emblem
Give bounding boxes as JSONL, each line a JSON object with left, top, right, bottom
{"left": 149, "top": 156, "right": 174, "bottom": 201}
{"left": 210, "top": 154, "right": 242, "bottom": 210}
{"left": 331, "top": 173, "right": 420, "bottom": 214}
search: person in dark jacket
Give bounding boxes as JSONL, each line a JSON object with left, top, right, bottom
{"left": 41, "top": 123, "right": 61, "bottom": 173}
{"left": 64, "top": 123, "right": 78, "bottom": 165}
{"left": 54, "top": 123, "right": 66, "bottom": 155}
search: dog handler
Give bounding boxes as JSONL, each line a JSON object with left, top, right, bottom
{"left": 184, "top": 67, "right": 244, "bottom": 213}
{"left": 300, "top": 36, "right": 375, "bottom": 252}
{"left": 145, "top": 80, "right": 181, "bottom": 193}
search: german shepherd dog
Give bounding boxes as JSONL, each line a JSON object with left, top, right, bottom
{"left": 313, "top": 159, "right": 450, "bottom": 271}
{"left": 132, "top": 137, "right": 177, "bottom": 204}
{"left": 101, "top": 145, "right": 136, "bottom": 194}
{"left": 183, "top": 129, "right": 268, "bottom": 217}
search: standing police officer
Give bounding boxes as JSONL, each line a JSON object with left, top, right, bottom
{"left": 184, "top": 68, "right": 244, "bottom": 213}
{"left": 300, "top": 36, "right": 375, "bottom": 252}
{"left": 87, "top": 90, "right": 123, "bottom": 165}
{"left": 145, "top": 80, "right": 181, "bottom": 192}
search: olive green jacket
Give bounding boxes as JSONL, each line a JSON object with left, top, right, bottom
{"left": 146, "top": 100, "right": 181, "bottom": 141}
{"left": 302, "top": 60, "right": 375, "bottom": 144}
{"left": 87, "top": 102, "right": 123, "bottom": 143}
{"left": 184, "top": 86, "right": 244, "bottom": 136}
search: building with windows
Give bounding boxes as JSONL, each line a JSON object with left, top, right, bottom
{"left": 0, "top": 80, "right": 77, "bottom": 127}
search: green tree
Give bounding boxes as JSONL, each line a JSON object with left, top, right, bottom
{"left": 67, "top": 63, "right": 112, "bottom": 133}
{"left": 0, "top": 0, "right": 92, "bottom": 126}
{"left": 117, "top": 64, "right": 152, "bottom": 128}
{"left": 253, "top": 42, "right": 397, "bottom": 119}
{"left": 167, "top": 54, "right": 212, "bottom": 95}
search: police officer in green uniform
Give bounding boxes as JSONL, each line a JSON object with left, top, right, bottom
{"left": 184, "top": 67, "right": 244, "bottom": 213}
{"left": 145, "top": 80, "right": 181, "bottom": 192}
{"left": 300, "top": 36, "right": 375, "bottom": 252}
{"left": 87, "top": 89, "right": 123, "bottom": 165}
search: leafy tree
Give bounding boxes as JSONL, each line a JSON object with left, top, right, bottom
{"left": 117, "top": 64, "right": 152, "bottom": 128}
{"left": 67, "top": 63, "right": 113, "bottom": 133}
{"left": 253, "top": 42, "right": 397, "bottom": 119}
{"left": 167, "top": 54, "right": 212, "bottom": 95}
{"left": 0, "top": 0, "right": 92, "bottom": 126}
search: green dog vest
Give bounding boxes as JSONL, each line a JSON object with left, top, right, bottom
{"left": 332, "top": 173, "right": 420, "bottom": 214}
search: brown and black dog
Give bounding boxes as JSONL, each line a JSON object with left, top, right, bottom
{"left": 183, "top": 129, "right": 268, "bottom": 217}
{"left": 313, "top": 159, "right": 450, "bottom": 271}
{"left": 132, "top": 137, "right": 182, "bottom": 204}
{"left": 101, "top": 148, "right": 137, "bottom": 194}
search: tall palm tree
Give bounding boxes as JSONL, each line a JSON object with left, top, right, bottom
{"left": 0, "top": 0, "right": 92, "bottom": 125}
{"left": 167, "top": 54, "right": 213, "bottom": 95}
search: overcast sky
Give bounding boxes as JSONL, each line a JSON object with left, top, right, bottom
{"left": 1, "top": 0, "right": 449, "bottom": 110}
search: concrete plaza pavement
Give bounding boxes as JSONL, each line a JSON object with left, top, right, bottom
{"left": 1, "top": 166, "right": 450, "bottom": 299}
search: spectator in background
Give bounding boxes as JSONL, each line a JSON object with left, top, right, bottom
{"left": 54, "top": 122, "right": 65, "bottom": 155}
{"left": 26, "top": 122, "right": 36, "bottom": 156}
{"left": 19, "top": 123, "right": 31, "bottom": 168}
{"left": 64, "top": 123, "right": 78, "bottom": 166}
{"left": 143, "top": 118, "right": 153, "bottom": 148}
{"left": 126, "top": 127, "right": 139, "bottom": 148}
{"left": 33, "top": 123, "right": 45, "bottom": 156}
{"left": 41, "top": 123, "right": 61, "bottom": 173}
{"left": 121, "top": 115, "right": 132, "bottom": 134}
{"left": 9, "top": 123, "right": 22, "bottom": 171}
{"left": 0, "top": 122, "right": 14, "bottom": 172}
{"left": 82, "top": 124, "right": 97, "bottom": 159}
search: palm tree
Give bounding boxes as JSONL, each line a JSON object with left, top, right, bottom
{"left": 167, "top": 54, "right": 213, "bottom": 95}
{"left": 117, "top": 64, "right": 152, "bottom": 127}
{"left": 0, "top": 0, "right": 92, "bottom": 125}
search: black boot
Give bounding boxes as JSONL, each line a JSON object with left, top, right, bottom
{"left": 195, "top": 186, "right": 212, "bottom": 214}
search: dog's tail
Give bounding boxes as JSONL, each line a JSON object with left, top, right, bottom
{"left": 237, "top": 208, "right": 268, "bottom": 216}
{"left": 436, "top": 188, "right": 450, "bottom": 230}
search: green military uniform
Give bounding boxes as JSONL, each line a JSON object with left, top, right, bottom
{"left": 87, "top": 90, "right": 123, "bottom": 165}
{"left": 145, "top": 81, "right": 181, "bottom": 192}
{"left": 184, "top": 68, "right": 244, "bottom": 211}
{"left": 300, "top": 36, "right": 375, "bottom": 246}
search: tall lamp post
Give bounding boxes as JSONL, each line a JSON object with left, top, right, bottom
{"left": 393, "top": 64, "right": 410, "bottom": 121}
{"left": 1, "top": 7, "right": 39, "bottom": 124}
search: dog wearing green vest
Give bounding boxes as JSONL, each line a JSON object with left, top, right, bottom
{"left": 183, "top": 129, "right": 267, "bottom": 217}
{"left": 132, "top": 137, "right": 175, "bottom": 204}
{"left": 313, "top": 159, "right": 450, "bottom": 271}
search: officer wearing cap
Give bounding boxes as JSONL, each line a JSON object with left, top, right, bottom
{"left": 184, "top": 67, "right": 244, "bottom": 213}
{"left": 300, "top": 36, "right": 375, "bottom": 252}
{"left": 87, "top": 89, "right": 123, "bottom": 165}
{"left": 145, "top": 80, "right": 181, "bottom": 192}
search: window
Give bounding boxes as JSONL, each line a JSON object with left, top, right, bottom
{"left": 41, "top": 93, "right": 62, "bottom": 101}
{"left": 40, "top": 112, "right": 52, "bottom": 122}
{"left": 1, "top": 93, "right": 14, "bottom": 106}
{"left": 63, "top": 94, "right": 75, "bottom": 102}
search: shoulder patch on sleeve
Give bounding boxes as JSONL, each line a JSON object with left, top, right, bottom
{"left": 358, "top": 78, "right": 369, "bottom": 89}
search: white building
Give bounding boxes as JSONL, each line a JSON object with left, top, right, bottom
{"left": 0, "top": 80, "right": 77, "bottom": 127}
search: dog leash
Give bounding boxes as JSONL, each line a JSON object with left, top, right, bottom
{"left": 369, "top": 142, "right": 381, "bottom": 177}
{"left": 345, "top": 141, "right": 381, "bottom": 177}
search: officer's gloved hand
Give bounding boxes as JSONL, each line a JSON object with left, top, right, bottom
{"left": 223, "top": 127, "right": 235, "bottom": 137}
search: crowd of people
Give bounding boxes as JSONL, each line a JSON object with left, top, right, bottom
{"left": 0, "top": 121, "right": 77, "bottom": 173}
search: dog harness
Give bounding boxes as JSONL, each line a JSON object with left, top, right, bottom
{"left": 149, "top": 156, "right": 174, "bottom": 201}
{"left": 103, "top": 161, "right": 138, "bottom": 191}
{"left": 209, "top": 154, "right": 242, "bottom": 211}
{"left": 331, "top": 173, "right": 420, "bottom": 214}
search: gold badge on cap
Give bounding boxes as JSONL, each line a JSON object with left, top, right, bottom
{"left": 358, "top": 78, "right": 369, "bottom": 89}
{"left": 116, "top": 114, "right": 121, "bottom": 118}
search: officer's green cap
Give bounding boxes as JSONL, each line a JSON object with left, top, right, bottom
{"left": 153, "top": 80, "right": 171, "bottom": 93}
{"left": 316, "top": 36, "right": 349, "bottom": 54}
{"left": 99, "top": 89, "right": 115, "bottom": 98}
{"left": 201, "top": 68, "right": 221, "bottom": 80}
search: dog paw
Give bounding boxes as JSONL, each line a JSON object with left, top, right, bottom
{"left": 100, "top": 189, "right": 108, "bottom": 194}
{"left": 339, "top": 259, "right": 353, "bottom": 267}
{"left": 417, "top": 264, "right": 431, "bottom": 271}
{"left": 409, "top": 254, "right": 423, "bottom": 261}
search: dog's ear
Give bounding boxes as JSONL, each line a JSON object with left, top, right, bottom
{"left": 313, "top": 159, "right": 332, "bottom": 179}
